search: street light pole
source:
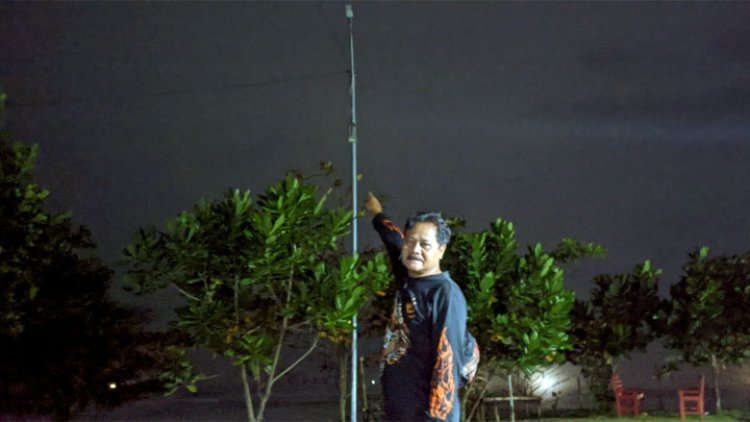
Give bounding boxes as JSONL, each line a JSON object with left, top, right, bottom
{"left": 345, "top": 4, "right": 359, "bottom": 422}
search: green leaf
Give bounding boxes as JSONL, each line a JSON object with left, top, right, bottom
{"left": 480, "top": 272, "right": 495, "bottom": 292}
{"left": 270, "top": 214, "right": 286, "bottom": 235}
{"left": 314, "top": 192, "right": 328, "bottom": 215}
{"left": 29, "top": 285, "right": 39, "bottom": 300}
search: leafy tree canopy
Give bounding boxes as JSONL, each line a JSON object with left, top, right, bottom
{"left": 666, "top": 247, "right": 750, "bottom": 367}
{"left": 663, "top": 247, "right": 750, "bottom": 414}
{"left": 0, "top": 92, "right": 175, "bottom": 420}
{"left": 565, "top": 260, "right": 666, "bottom": 407}
{"left": 445, "top": 218, "right": 602, "bottom": 375}
{"left": 441, "top": 218, "right": 602, "bottom": 422}
{"left": 125, "top": 171, "right": 391, "bottom": 422}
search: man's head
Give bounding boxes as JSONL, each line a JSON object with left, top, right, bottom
{"left": 401, "top": 212, "right": 451, "bottom": 278}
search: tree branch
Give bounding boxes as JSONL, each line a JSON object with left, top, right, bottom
{"left": 272, "top": 334, "right": 321, "bottom": 384}
{"left": 257, "top": 252, "right": 297, "bottom": 420}
{"left": 234, "top": 275, "right": 240, "bottom": 322}
{"left": 175, "top": 285, "right": 201, "bottom": 302}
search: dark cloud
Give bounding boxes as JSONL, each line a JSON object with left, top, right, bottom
{"left": 1, "top": 1, "right": 748, "bottom": 292}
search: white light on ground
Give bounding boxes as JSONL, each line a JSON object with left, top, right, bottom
{"left": 108, "top": 382, "right": 117, "bottom": 390}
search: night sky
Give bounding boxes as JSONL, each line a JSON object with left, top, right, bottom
{"left": 2, "top": 1, "right": 750, "bottom": 415}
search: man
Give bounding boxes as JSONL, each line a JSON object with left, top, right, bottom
{"left": 365, "top": 192, "right": 479, "bottom": 422}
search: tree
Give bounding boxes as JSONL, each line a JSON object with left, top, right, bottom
{"left": 663, "top": 247, "right": 750, "bottom": 415}
{"left": 125, "top": 172, "right": 391, "bottom": 422}
{"left": 565, "top": 260, "right": 665, "bottom": 409}
{"left": 0, "top": 93, "right": 174, "bottom": 420}
{"left": 0, "top": 105, "right": 55, "bottom": 337}
{"left": 442, "top": 218, "right": 601, "bottom": 421}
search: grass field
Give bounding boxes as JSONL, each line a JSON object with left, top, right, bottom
{"left": 485, "top": 407, "right": 750, "bottom": 422}
{"left": 546, "top": 417, "right": 739, "bottom": 422}
{"left": 539, "top": 411, "right": 750, "bottom": 422}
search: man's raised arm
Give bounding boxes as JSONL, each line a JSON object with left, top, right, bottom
{"left": 365, "top": 192, "right": 406, "bottom": 281}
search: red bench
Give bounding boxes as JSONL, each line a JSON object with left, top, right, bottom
{"left": 610, "top": 372, "right": 645, "bottom": 417}
{"left": 679, "top": 375, "right": 705, "bottom": 421}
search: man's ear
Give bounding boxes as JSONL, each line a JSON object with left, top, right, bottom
{"left": 437, "top": 244, "right": 447, "bottom": 259}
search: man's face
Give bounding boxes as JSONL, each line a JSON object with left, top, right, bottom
{"left": 401, "top": 222, "right": 446, "bottom": 278}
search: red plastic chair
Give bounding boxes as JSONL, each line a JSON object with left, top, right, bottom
{"left": 611, "top": 372, "right": 645, "bottom": 417}
{"left": 679, "top": 375, "right": 705, "bottom": 421}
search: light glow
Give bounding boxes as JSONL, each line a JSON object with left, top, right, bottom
{"left": 539, "top": 375, "right": 554, "bottom": 392}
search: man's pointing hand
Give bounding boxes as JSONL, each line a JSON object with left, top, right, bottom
{"left": 365, "top": 192, "right": 383, "bottom": 215}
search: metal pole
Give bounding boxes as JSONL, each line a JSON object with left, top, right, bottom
{"left": 345, "top": 4, "right": 358, "bottom": 422}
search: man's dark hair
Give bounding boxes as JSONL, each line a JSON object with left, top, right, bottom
{"left": 404, "top": 212, "right": 451, "bottom": 246}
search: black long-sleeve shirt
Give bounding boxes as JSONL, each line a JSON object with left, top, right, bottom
{"left": 373, "top": 213, "right": 476, "bottom": 422}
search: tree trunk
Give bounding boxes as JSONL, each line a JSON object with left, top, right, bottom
{"left": 508, "top": 373, "right": 516, "bottom": 422}
{"left": 339, "top": 344, "right": 350, "bottom": 422}
{"left": 359, "top": 356, "right": 370, "bottom": 422}
{"left": 256, "top": 264, "right": 296, "bottom": 422}
{"left": 711, "top": 354, "right": 722, "bottom": 416}
{"left": 240, "top": 365, "right": 257, "bottom": 422}
{"left": 235, "top": 276, "right": 257, "bottom": 422}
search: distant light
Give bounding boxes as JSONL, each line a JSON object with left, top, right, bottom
{"left": 108, "top": 382, "right": 117, "bottom": 390}
{"left": 371, "top": 380, "right": 375, "bottom": 385}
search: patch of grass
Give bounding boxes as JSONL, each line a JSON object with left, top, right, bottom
{"left": 544, "top": 416, "right": 738, "bottom": 422}
{"left": 722, "top": 409, "right": 750, "bottom": 421}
